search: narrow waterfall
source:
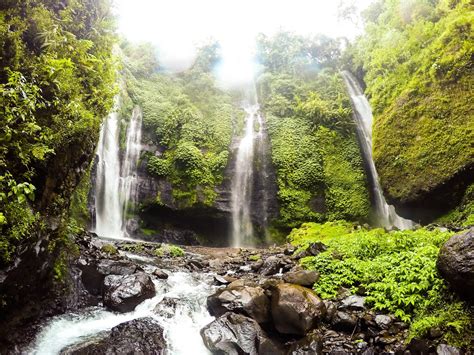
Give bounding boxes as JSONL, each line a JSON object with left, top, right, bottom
{"left": 94, "top": 110, "right": 124, "bottom": 238}
{"left": 342, "top": 71, "right": 414, "bottom": 230}
{"left": 120, "top": 107, "right": 143, "bottom": 226}
{"left": 94, "top": 106, "right": 143, "bottom": 239}
{"left": 231, "top": 100, "right": 264, "bottom": 247}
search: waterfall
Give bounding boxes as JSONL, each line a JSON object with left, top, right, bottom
{"left": 94, "top": 105, "right": 143, "bottom": 239}
{"left": 231, "top": 99, "right": 265, "bottom": 247}
{"left": 342, "top": 71, "right": 414, "bottom": 230}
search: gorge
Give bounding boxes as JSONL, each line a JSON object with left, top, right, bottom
{"left": 0, "top": 0, "right": 473, "bottom": 354}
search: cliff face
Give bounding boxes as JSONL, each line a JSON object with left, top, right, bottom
{"left": 133, "top": 122, "right": 279, "bottom": 246}
{"left": 346, "top": 0, "right": 474, "bottom": 223}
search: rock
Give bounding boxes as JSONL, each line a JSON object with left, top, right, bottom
{"left": 154, "top": 297, "right": 178, "bottom": 318}
{"left": 260, "top": 255, "right": 284, "bottom": 276}
{"left": 374, "top": 314, "right": 393, "bottom": 330}
{"left": 340, "top": 295, "right": 366, "bottom": 311}
{"left": 251, "top": 259, "right": 264, "bottom": 271}
{"left": 213, "top": 274, "right": 230, "bottom": 285}
{"left": 437, "top": 228, "right": 474, "bottom": 301}
{"left": 153, "top": 269, "right": 168, "bottom": 279}
{"left": 436, "top": 344, "right": 462, "bottom": 355}
{"left": 294, "top": 242, "right": 327, "bottom": 258}
{"left": 332, "top": 311, "right": 358, "bottom": 331}
{"left": 323, "top": 300, "right": 337, "bottom": 322}
{"left": 62, "top": 317, "right": 165, "bottom": 354}
{"left": 200, "top": 312, "right": 283, "bottom": 355}
{"left": 98, "top": 260, "right": 138, "bottom": 276}
{"left": 283, "top": 270, "right": 319, "bottom": 287}
{"left": 271, "top": 283, "right": 326, "bottom": 335}
{"left": 207, "top": 285, "right": 270, "bottom": 323}
{"left": 287, "top": 331, "right": 323, "bottom": 355}
{"left": 103, "top": 272, "right": 155, "bottom": 312}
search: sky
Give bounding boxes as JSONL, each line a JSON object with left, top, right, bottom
{"left": 113, "top": 0, "right": 374, "bottom": 84}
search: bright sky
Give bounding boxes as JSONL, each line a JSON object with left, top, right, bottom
{"left": 114, "top": 0, "right": 374, "bottom": 85}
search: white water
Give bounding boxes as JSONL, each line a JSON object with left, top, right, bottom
{"left": 120, "top": 107, "right": 143, "bottom": 226}
{"left": 342, "top": 71, "right": 414, "bottom": 230}
{"left": 231, "top": 102, "right": 264, "bottom": 247}
{"left": 94, "top": 106, "right": 143, "bottom": 239}
{"left": 94, "top": 110, "right": 124, "bottom": 239}
{"left": 30, "top": 271, "right": 215, "bottom": 355}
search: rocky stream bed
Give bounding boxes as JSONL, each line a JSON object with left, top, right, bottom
{"left": 8, "top": 232, "right": 468, "bottom": 355}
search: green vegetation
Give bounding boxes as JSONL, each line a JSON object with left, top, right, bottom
{"left": 123, "top": 41, "right": 241, "bottom": 208}
{"left": 0, "top": 0, "right": 116, "bottom": 265}
{"left": 345, "top": 0, "right": 474, "bottom": 204}
{"left": 154, "top": 244, "right": 185, "bottom": 258}
{"left": 289, "top": 221, "right": 473, "bottom": 347}
{"left": 101, "top": 244, "right": 118, "bottom": 255}
{"left": 257, "top": 32, "right": 370, "bottom": 228}
{"left": 436, "top": 183, "right": 474, "bottom": 227}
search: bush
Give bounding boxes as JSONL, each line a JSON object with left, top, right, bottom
{"left": 289, "top": 222, "right": 474, "bottom": 347}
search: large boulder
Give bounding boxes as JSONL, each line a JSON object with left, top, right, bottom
{"left": 283, "top": 270, "right": 319, "bottom": 287}
{"left": 200, "top": 312, "right": 283, "bottom": 355}
{"left": 437, "top": 228, "right": 474, "bottom": 301}
{"left": 271, "top": 283, "right": 326, "bottom": 336}
{"left": 207, "top": 285, "right": 270, "bottom": 323}
{"left": 62, "top": 317, "right": 165, "bottom": 354}
{"left": 103, "top": 272, "right": 155, "bottom": 312}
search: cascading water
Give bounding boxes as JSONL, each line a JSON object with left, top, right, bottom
{"left": 93, "top": 105, "right": 143, "bottom": 239}
{"left": 342, "top": 71, "right": 414, "bottom": 230}
{"left": 30, "top": 269, "right": 215, "bottom": 355}
{"left": 94, "top": 110, "right": 124, "bottom": 238}
{"left": 231, "top": 101, "right": 265, "bottom": 247}
{"left": 120, "top": 106, "right": 143, "bottom": 226}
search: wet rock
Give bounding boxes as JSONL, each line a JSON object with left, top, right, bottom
{"left": 213, "top": 274, "right": 230, "bottom": 285}
{"left": 271, "top": 283, "right": 326, "bottom": 335}
{"left": 154, "top": 297, "right": 178, "bottom": 318}
{"left": 207, "top": 285, "right": 270, "bottom": 323}
{"left": 323, "top": 300, "right": 337, "bottom": 322}
{"left": 340, "top": 295, "right": 366, "bottom": 311}
{"left": 294, "top": 242, "right": 327, "bottom": 259}
{"left": 287, "top": 331, "right": 323, "bottom": 355}
{"left": 62, "top": 317, "right": 165, "bottom": 354}
{"left": 200, "top": 312, "right": 283, "bottom": 355}
{"left": 251, "top": 259, "right": 264, "bottom": 271}
{"left": 332, "top": 311, "right": 358, "bottom": 331}
{"left": 283, "top": 270, "right": 319, "bottom": 287}
{"left": 375, "top": 314, "right": 393, "bottom": 330}
{"left": 436, "top": 344, "right": 462, "bottom": 355}
{"left": 437, "top": 228, "right": 474, "bottom": 301}
{"left": 260, "top": 255, "right": 284, "bottom": 276}
{"left": 103, "top": 272, "right": 155, "bottom": 312}
{"left": 97, "top": 260, "right": 138, "bottom": 276}
{"left": 153, "top": 269, "right": 168, "bottom": 279}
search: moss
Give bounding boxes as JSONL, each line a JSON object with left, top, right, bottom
{"left": 69, "top": 162, "right": 92, "bottom": 228}
{"left": 350, "top": 0, "right": 474, "bottom": 205}
{"left": 154, "top": 244, "right": 184, "bottom": 257}
{"left": 436, "top": 183, "right": 474, "bottom": 227}
{"left": 249, "top": 254, "right": 261, "bottom": 261}
{"left": 101, "top": 244, "right": 118, "bottom": 255}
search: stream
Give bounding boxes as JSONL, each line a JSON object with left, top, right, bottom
{"left": 30, "top": 264, "right": 215, "bottom": 355}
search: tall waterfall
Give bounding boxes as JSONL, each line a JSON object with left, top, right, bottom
{"left": 231, "top": 101, "right": 264, "bottom": 247}
{"left": 94, "top": 106, "right": 143, "bottom": 239}
{"left": 342, "top": 71, "right": 413, "bottom": 230}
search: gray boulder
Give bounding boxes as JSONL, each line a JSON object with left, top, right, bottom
{"left": 62, "top": 317, "right": 165, "bottom": 354}
{"left": 200, "top": 312, "right": 283, "bottom": 355}
{"left": 283, "top": 270, "right": 319, "bottom": 287}
{"left": 437, "top": 228, "right": 474, "bottom": 301}
{"left": 103, "top": 272, "right": 155, "bottom": 312}
{"left": 271, "top": 283, "right": 326, "bottom": 335}
{"left": 207, "top": 285, "right": 270, "bottom": 323}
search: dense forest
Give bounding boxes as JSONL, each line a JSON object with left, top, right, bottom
{"left": 0, "top": 0, "right": 473, "bottom": 353}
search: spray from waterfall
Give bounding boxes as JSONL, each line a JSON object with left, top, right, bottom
{"left": 94, "top": 104, "right": 143, "bottom": 239}
{"left": 342, "top": 71, "right": 414, "bottom": 230}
